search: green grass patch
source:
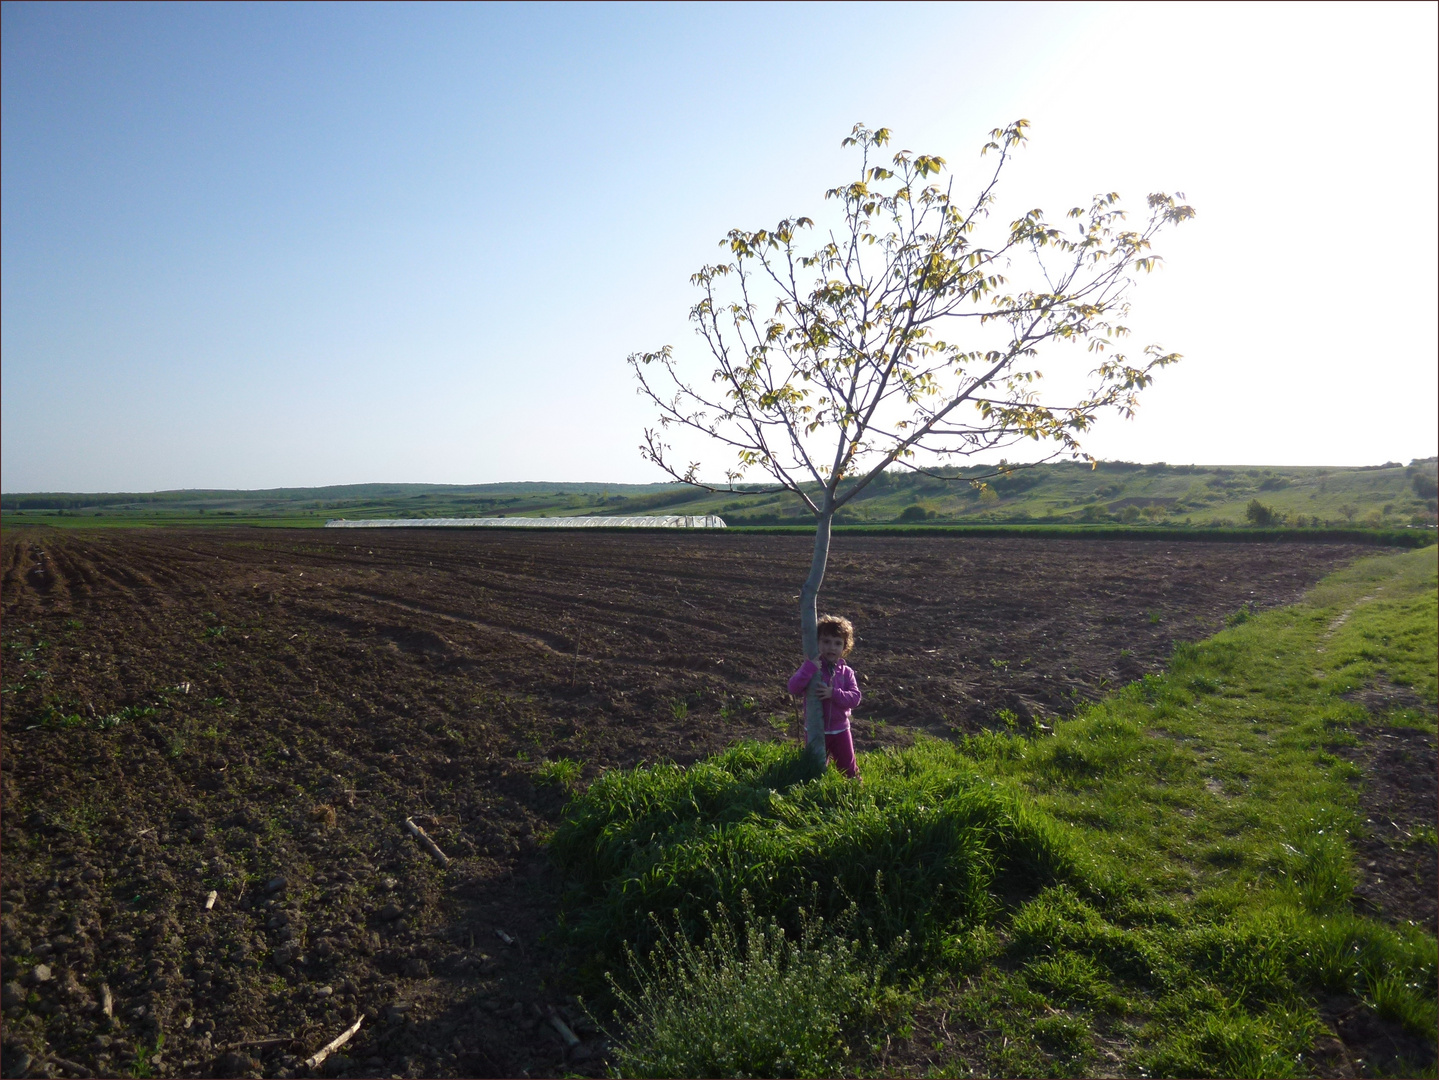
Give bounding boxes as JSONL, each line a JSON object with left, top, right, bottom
{"left": 552, "top": 739, "right": 1094, "bottom": 973}
{"left": 536, "top": 756, "right": 583, "bottom": 791}
{"left": 552, "top": 547, "right": 1438, "bottom": 1076}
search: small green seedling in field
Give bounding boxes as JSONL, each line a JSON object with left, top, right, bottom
{"left": 97, "top": 704, "right": 156, "bottom": 731}
{"left": 537, "top": 757, "right": 583, "bottom": 790}
{"left": 670, "top": 700, "right": 688, "bottom": 721}
{"left": 129, "top": 1032, "right": 164, "bottom": 1079}
{"left": 40, "top": 707, "right": 85, "bottom": 730}
{"left": 719, "top": 696, "right": 759, "bottom": 721}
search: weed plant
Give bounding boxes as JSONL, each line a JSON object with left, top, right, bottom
{"left": 552, "top": 548, "right": 1438, "bottom": 1076}
{"left": 537, "top": 757, "right": 583, "bottom": 790}
{"left": 599, "top": 896, "right": 894, "bottom": 1078}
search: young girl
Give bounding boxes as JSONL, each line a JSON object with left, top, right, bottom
{"left": 786, "top": 614, "right": 862, "bottom": 779}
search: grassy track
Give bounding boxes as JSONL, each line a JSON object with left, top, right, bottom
{"left": 551, "top": 548, "right": 1438, "bottom": 1077}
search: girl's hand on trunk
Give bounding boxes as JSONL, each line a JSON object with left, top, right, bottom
{"left": 816, "top": 682, "right": 833, "bottom": 700}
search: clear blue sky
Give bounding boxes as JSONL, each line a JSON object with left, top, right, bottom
{"left": 3, "top": 1, "right": 1435, "bottom": 492}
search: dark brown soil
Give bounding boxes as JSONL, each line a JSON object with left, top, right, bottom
{"left": 1342, "top": 723, "right": 1438, "bottom": 935}
{"left": 0, "top": 528, "right": 1395, "bottom": 1078}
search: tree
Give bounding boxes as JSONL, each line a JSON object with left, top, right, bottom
{"left": 1246, "top": 499, "right": 1279, "bottom": 527}
{"left": 630, "top": 121, "right": 1195, "bottom": 768}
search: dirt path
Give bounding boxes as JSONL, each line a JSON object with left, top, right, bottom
{"left": 0, "top": 528, "right": 1380, "bottom": 1078}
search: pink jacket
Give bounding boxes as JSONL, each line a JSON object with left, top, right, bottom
{"left": 787, "top": 658, "right": 862, "bottom": 734}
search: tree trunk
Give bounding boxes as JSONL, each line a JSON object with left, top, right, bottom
{"left": 799, "top": 509, "right": 833, "bottom": 770}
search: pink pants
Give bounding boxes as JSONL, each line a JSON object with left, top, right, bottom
{"left": 825, "top": 728, "right": 859, "bottom": 778}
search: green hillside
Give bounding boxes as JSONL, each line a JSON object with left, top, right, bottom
{"left": 2, "top": 458, "right": 1435, "bottom": 531}
{"left": 718, "top": 458, "right": 1439, "bottom": 529}
{"left": 0, "top": 480, "right": 708, "bottom": 529}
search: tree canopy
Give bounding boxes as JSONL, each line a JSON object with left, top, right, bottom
{"left": 632, "top": 121, "right": 1194, "bottom": 507}
{"left": 629, "top": 121, "right": 1194, "bottom": 767}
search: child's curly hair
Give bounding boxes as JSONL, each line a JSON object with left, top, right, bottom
{"left": 816, "top": 614, "right": 855, "bottom": 655}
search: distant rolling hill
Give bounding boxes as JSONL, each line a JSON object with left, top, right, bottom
{"left": 2, "top": 459, "right": 1435, "bottom": 531}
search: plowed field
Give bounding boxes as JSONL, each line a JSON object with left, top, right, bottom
{"left": 0, "top": 528, "right": 1381, "bottom": 1078}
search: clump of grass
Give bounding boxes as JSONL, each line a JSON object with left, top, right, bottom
{"left": 536, "top": 756, "right": 582, "bottom": 791}
{"left": 600, "top": 895, "right": 891, "bottom": 1079}
{"left": 551, "top": 737, "right": 1086, "bottom": 973}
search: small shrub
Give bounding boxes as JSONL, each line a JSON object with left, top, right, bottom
{"left": 601, "top": 897, "right": 888, "bottom": 1079}
{"left": 1246, "top": 499, "right": 1280, "bottom": 527}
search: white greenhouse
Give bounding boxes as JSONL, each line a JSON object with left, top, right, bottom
{"left": 324, "top": 515, "right": 727, "bottom": 529}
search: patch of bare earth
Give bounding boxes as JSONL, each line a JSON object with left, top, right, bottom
{"left": 1306, "top": 674, "right": 1439, "bottom": 1080}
